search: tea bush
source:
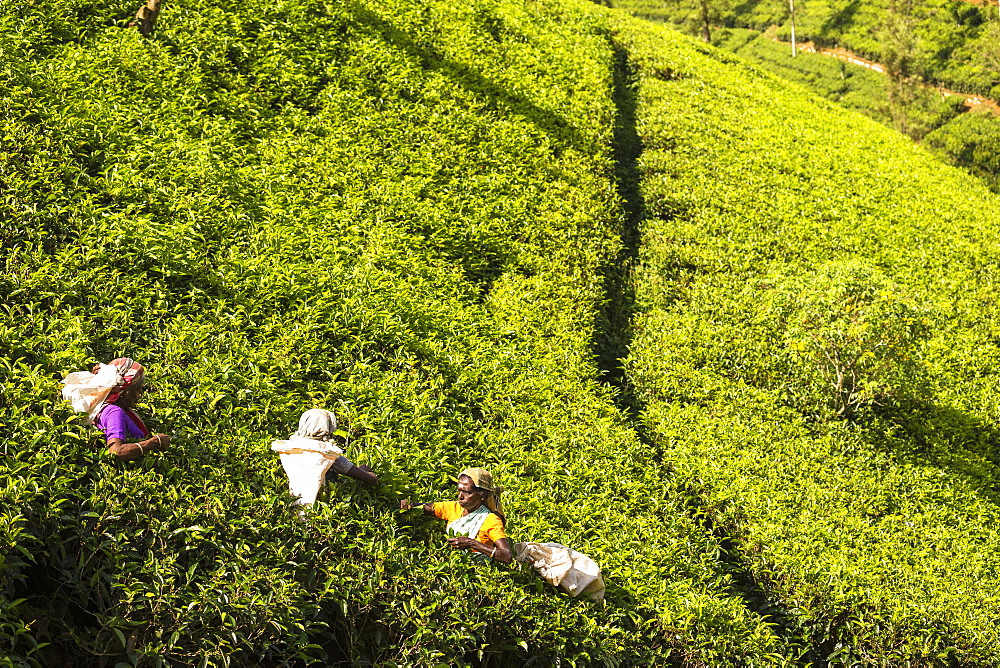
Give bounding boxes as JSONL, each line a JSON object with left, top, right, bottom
{"left": 925, "top": 108, "right": 1000, "bottom": 194}
{"left": 1, "top": 0, "right": 785, "bottom": 664}
{"left": 778, "top": 261, "right": 932, "bottom": 420}
{"left": 604, "top": 9, "right": 1000, "bottom": 663}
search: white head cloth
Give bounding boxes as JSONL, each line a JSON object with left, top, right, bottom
{"left": 60, "top": 364, "right": 123, "bottom": 424}
{"left": 295, "top": 408, "right": 337, "bottom": 440}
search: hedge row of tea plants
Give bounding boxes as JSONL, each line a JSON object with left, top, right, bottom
{"left": 712, "top": 28, "right": 966, "bottom": 137}
{"left": 925, "top": 107, "right": 1000, "bottom": 193}
{"left": 711, "top": 28, "right": 1000, "bottom": 192}
{"left": 602, "top": 9, "right": 1000, "bottom": 663}
{"left": 612, "top": 0, "right": 1000, "bottom": 99}
{"left": 615, "top": 6, "right": 1000, "bottom": 191}
{"left": 0, "top": 0, "right": 792, "bottom": 664}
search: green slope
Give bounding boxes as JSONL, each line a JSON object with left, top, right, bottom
{"left": 605, "top": 9, "right": 1000, "bottom": 664}
{"left": 712, "top": 27, "right": 966, "bottom": 137}
{"left": 0, "top": 0, "right": 780, "bottom": 665}
{"left": 7, "top": 0, "right": 1000, "bottom": 663}
{"left": 610, "top": 0, "right": 1000, "bottom": 98}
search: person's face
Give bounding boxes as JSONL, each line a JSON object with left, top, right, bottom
{"left": 117, "top": 382, "right": 145, "bottom": 409}
{"left": 456, "top": 476, "right": 484, "bottom": 511}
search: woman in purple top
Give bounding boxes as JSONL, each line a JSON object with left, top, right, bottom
{"left": 88, "top": 358, "right": 170, "bottom": 461}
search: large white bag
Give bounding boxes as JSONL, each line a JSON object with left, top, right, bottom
{"left": 513, "top": 542, "right": 606, "bottom": 601}
{"left": 60, "top": 364, "right": 121, "bottom": 423}
{"left": 271, "top": 436, "right": 344, "bottom": 505}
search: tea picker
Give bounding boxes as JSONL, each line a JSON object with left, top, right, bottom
{"left": 272, "top": 408, "right": 377, "bottom": 505}
{"left": 400, "top": 467, "right": 513, "bottom": 564}
{"left": 401, "top": 467, "right": 605, "bottom": 599}
{"left": 61, "top": 357, "right": 171, "bottom": 461}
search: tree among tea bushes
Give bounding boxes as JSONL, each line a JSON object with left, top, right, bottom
{"left": 783, "top": 262, "right": 931, "bottom": 420}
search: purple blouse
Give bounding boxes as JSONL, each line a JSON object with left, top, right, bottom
{"left": 95, "top": 404, "right": 145, "bottom": 442}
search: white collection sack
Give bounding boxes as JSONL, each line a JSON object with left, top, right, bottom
{"left": 60, "top": 364, "right": 122, "bottom": 423}
{"left": 513, "top": 542, "right": 606, "bottom": 601}
{"left": 271, "top": 435, "right": 344, "bottom": 505}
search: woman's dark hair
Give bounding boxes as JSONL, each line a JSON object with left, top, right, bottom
{"left": 115, "top": 381, "right": 145, "bottom": 408}
{"left": 491, "top": 505, "right": 507, "bottom": 527}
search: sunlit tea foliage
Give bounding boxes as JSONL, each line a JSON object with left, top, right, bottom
{"left": 0, "top": 0, "right": 781, "bottom": 664}
{"left": 6, "top": 0, "right": 1000, "bottom": 664}
{"left": 606, "top": 9, "right": 1000, "bottom": 663}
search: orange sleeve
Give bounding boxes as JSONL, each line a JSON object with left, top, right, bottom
{"left": 432, "top": 501, "right": 461, "bottom": 522}
{"left": 478, "top": 514, "right": 506, "bottom": 546}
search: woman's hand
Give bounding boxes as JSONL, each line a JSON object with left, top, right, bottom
{"left": 400, "top": 499, "right": 435, "bottom": 515}
{"left": 447, "top": 536, "right": 477, "bottom": 549}
{"left": 447, "top": 536, "right": 513, "bottom": 564}
{"left": 106, "top": 433, "right": 170, "bottom": 461}
{"left": 140, "top": 433, "right": 170, "bottom": 451}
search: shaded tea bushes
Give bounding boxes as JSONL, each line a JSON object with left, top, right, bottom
{"left": 1, "top": 0, "right": 782, "bottom": 664}
{"left": 925, "top": 109, "right": 1000, "bottom": 193}
{"left": 606, "top": 9, "right": 1000, "bottom": 663}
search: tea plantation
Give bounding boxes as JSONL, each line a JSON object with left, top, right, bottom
{"left": 1, "top": 0, "right": 779, "bottom": 664}
{"left": 607, "top": 9, "right": 1000, "bottom": 665}
{"left": 611, "top": 0, "right": 1000, "bottom": 98}
{"left": 3, "top": 0, "right": 1000, "bottom": 665}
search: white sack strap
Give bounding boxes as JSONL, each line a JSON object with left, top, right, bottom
{"left": 447, "top": 505, "right": 491, "bottom": 539}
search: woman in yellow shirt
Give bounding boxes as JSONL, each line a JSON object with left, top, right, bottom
{"left": 400, "top": 467, "right": 511, "bottom": 564}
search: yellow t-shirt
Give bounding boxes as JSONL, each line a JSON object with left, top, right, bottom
{"left": 432, "top": 501, "right": 506, "bottom": 547}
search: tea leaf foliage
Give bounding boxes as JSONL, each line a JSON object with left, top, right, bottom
{"left": 606, "top": 9, "right": 1000, "bottom": 663}
{"left": 0, "top": 0, "right": 782, "bottom": 665}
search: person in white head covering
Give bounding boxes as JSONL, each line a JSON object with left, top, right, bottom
{"left": 271, "top": 409, "right": 377, "bottom": 505}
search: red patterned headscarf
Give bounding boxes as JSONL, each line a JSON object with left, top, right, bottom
{"left": 102, "top": 358, "right": 149, "bottom": 436}
{"left": 104, "top": 357, "right": 145, "bottom": 405}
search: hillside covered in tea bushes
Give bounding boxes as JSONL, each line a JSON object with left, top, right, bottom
{"left": 611, "top": 0, "right": 1000, "bottom": 191}
{"left": 612, "top": 0, "right": 1000, "bottom": 98}
{"left": 0, "top": 0, "right": 778, "bottom": 664}
{"left": 607, "top": 10, "right": 1000, "bottom": 665}
{"left": 4, "top": 0, "right": 1000, "bottom": 665}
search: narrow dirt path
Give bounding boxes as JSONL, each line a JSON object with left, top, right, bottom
{"left": 772, "top": 37, "right": 1000, "bottom": 115}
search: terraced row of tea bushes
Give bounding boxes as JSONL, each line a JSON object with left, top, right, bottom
{"left": 602, "top": 9, "right": 1000, "bottom": 664}
{"left": 612, "top": 4, "right": 1000, "bottom": 193}
{"left": 709, "top": 28, "right": 1000, "bottom": 192}
{"left": 712, "top": 28, "right": 966, "bottom": 138}
{"left": 770, "top": 0, "right": 1000, "bottom": 99}
{"left": 611, "top": 0, "right": 1000, "bottom": 98}
{"left": 1, "top": 0, "right": 783, "bottom": 664}
{"left": 624, "top": 19, "right": 1000, "bottom": 194}
{"left": 925, "top": 108, "right": 1000, "bottom": 193}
